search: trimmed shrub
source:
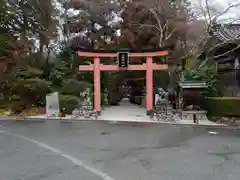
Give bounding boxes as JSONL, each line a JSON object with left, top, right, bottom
{"left": 6, "top": 66, "right": 51, "bottom": 108}
{"left": 0, "top": 97, "right": 6, "bottom": 109}
{"left": 10, "top": 101, "right": 26, "bottom": 114}
{"left": 13, "top": 66, "right": 43, "bottom": 79}
{"left": 12, "top": 78, "right": 51, "bottom": 106}
{"left": 59, "top": 95, "right": 81, "bottom": 114}
{"left": 49, "top": 61, "right": 71, "bottom": 86}
{"left": 201, "top": 97, "right": 240, "bottom": 117}
{"left": 107, "top": 89, "right": 121, "bottom": 105}
{"left": 61, "top": 79, "right": 92, "bottom": 97}
{"left": 101, "top": 93, "right": 105, "bottom": 106}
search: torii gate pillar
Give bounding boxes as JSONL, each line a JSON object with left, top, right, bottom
{"left": 93, "top": 57, "right": 101, "bottom": 113}
{"left": 146, "top": 57, "right": 153, "bottom": 115}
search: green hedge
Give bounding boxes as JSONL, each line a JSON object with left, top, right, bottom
{"left": 0, "top": 98, "right": 6, "bottom": 109}
{"left": 59, "top": 95, "right": 81, "bottom": 114}
{"left": 10, "top": 101, "right": 26, "bottom": 114}
{"left": 61, "top": 79, "right": 92, "bottom": 96}
{"left": 202, "top": 97, "right": 240, "bottom": 117}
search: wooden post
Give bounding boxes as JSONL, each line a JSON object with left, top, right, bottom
{"left": 146, "top": 57, "right": 153, "bottom": 115}
{"left": 93, "top": 57, "right": 101, "bottom": 114}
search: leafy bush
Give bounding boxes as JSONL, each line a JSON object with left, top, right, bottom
{"left": 59, "top": 95, "right": 81, "bottom": 114}
{"left": 61, "top": 79, "right": 92, "bottom": 96}
{"left": 201, "top": 97, "right": 240, "bottom": 117}
{"left": 0, "top": 97, "right": 6, "bottom": 109}
{"left": 10, "top": 101, "right": 26, "bottom": 114}
{"left": 183, "top": 59, "right": 222, "bottom": 96}
{"left": 23, "top": 107, "right": 46, "bottom": 116}
{"left": 49, "top": 61, "right": 71, "bottom": 86}
{"left": 12, "top": 66, "right": 43, "bottom": 78}
{"left": 4, "top": 66, "right": 51, "bottom": 108}
{"left": 11, "top": 78, "right": 51, "bottom": 105}
{"left": 101, "top": 93, "right": 105, "bottom": 106}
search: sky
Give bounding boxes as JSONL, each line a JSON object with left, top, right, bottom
{"left": 217, "top": 0, "right": 240, "bottom": 22}
{"left": 192, "top": 0, "right": 240, "bottom": 22}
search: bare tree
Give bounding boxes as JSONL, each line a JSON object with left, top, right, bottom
{"left": 185, "top": 0, "right": 240, "bottom": 59}
{"left": 126, "top": 0, "right": 190, "bottom": 47}
{"left": 132, "top": 0, "right": 240, "bottom": 60}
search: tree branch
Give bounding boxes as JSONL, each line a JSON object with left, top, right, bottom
{"left": 164, "top": 21, "right": 169, "bottom": 39}
{"left": 165, "top": 28, "right": 177, "bottom": 41}
{"left": 162, "top": 21, "right": 168, "bottom": 32}
{"left": 181, "top": 36, "right": 207, "bottom": 59}
{"left": 149, "top": 8, "right": 162, "bottom": 32}
{"left": 130, "top": 23, "right": 162, "bottom": 32}
{"left": 208, "top": 38, "right": 240, "bottom": 54}
{"left": 148, "top": 8, "right": 164, "bottom": 46}
{"left": 214, "top": 44, "right": 240, "bottom": 59}
{"left": 205, "top": 0, "right": 212, "bottom": 25}
{"left": 198, "top": 0, "right": 208, "bottom": 29}
{"left": 212, "top": 2, "right": 240, "bottom": 22}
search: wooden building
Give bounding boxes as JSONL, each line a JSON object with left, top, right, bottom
{"left": 200, "top": 24, "right": 240, "bottom": 96}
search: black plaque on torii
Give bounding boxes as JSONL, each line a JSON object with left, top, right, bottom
{"left": 117, "top": 52, "right": 129, "bottom": 69}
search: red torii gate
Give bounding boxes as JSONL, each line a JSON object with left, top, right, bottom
{"left": 77, "top": 48, "right": 169, "bottom": 115}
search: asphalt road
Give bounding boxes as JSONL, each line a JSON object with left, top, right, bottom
{"left": 0, "top": 121, "right": 240, "bottom": 180}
